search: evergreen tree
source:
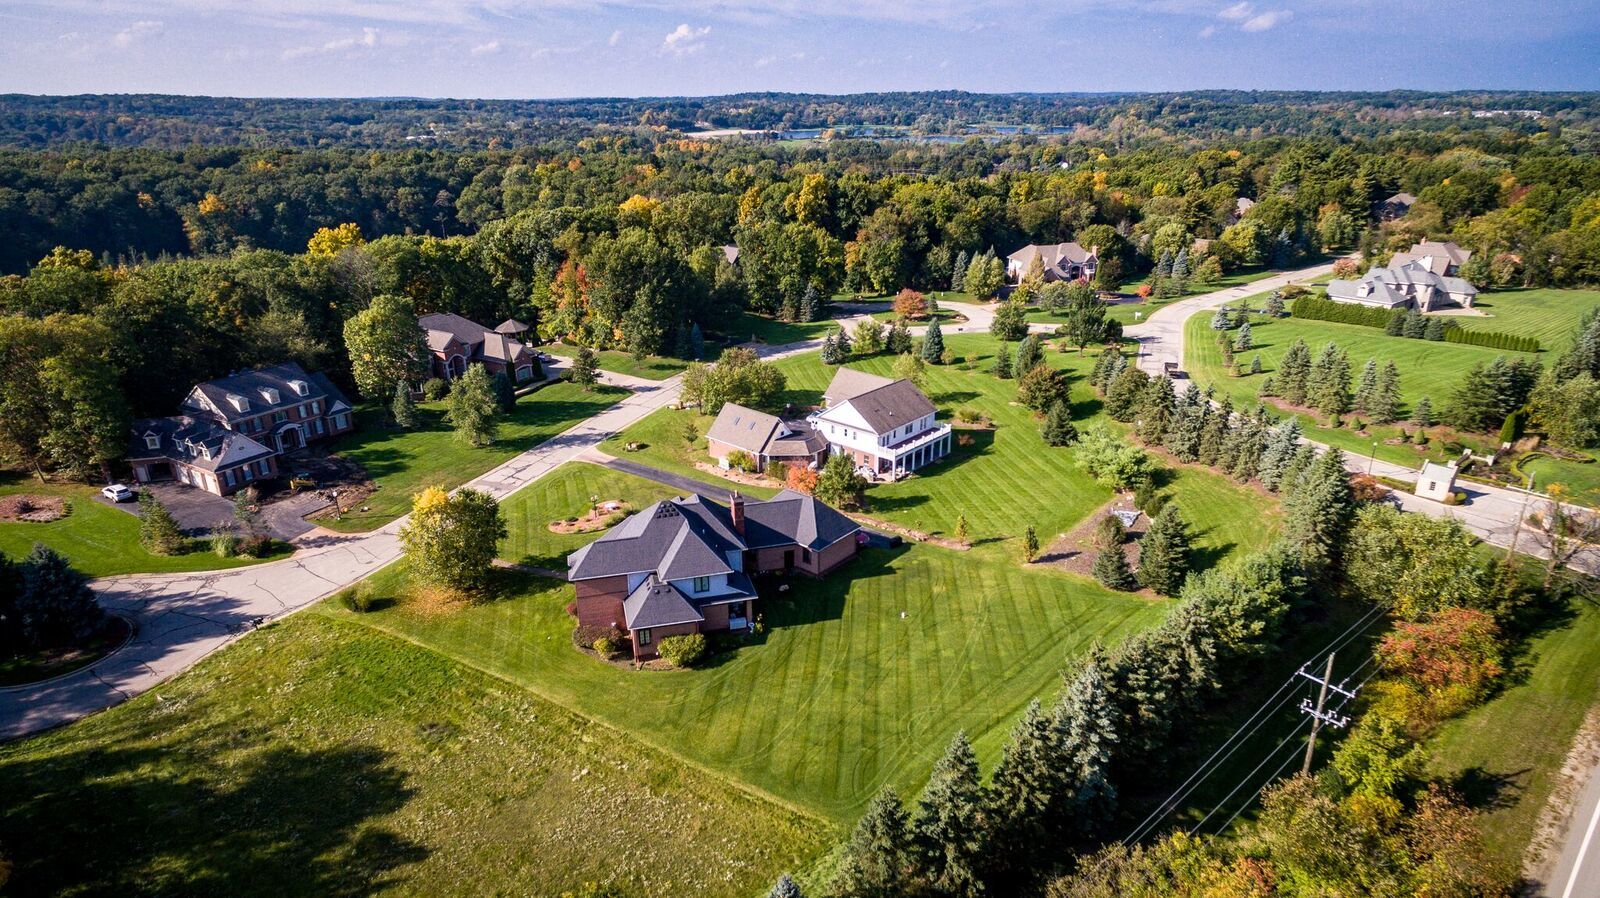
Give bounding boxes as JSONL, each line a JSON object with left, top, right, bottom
{"left": 1092, "top": 545, "right": 1137, "bottom": 591}
{"left": 1233, "top": 322, "right": 1253, "bottom": 351}
{"left": 912, "top": 732, "right": 987, "bottom": 898}
{"left": 1277, "top": 339, "right": 1313, "bottom": 405}
{"left": 1105, "top": 366, "right": 1151, "bottom": 422}
{"left": 1089, "top": 346, "right": 1119, "bottom": 389}
{"left": 984, "top": 700, "right": 1060, "bottom": 885}
{"left": 17, "top": 543, "right": 104, "bottom": 647}
{"left": 1042, "top": 400, "right": 1077, "bottom": 447}
{"left": 833, "top": 786, "right": 913, "bottom": 898}
{"left": 1137, "top": 505, "right": 1193, "bottom": 596}
{"left": 1257, "top": 374, "right": 1277, "bottom": 397}
{"left": 1403, "top": 309, "right": 1427, "bottom": 339}
{"left": 993, "top": 343, "right": 1013, "bottom": 379}
{"left": 1136, "top": 376, "right": 1175, "bottom": 444}
{"left": 1210, "top": 307, "right": 1231, "bottom": 330}
{"left": 835, "top": 324, "right": 853, "bottom": 357}
{"left": 1279, "top": 443, "right": 1319, "bottom": 500}
{"left": 768, "top": 874, "right": 804, "bottom": 898}
{"left": 821, "top": 332, "right": 843, "bottom": 365}
{"left": 800, "top": 284, "right": 820, "bottom": 323}
{"left": 1023, "top": 526, "right": 1040, "bottom": 562}
{"left": 569, "top": 346, "right": 600, "bottom": 387}
{"left": 1263, "top": 291, "right": 1286, "bottom": 318}
{"left": 1283, "top": 448, "right": 1355, "bottom": 570}
{"left": 921, "top": 318, "right": 945, "bottom": 363}
{"left": 1352, "top": 359, "right": 1379, "bottom": 415}
{"left": 1257, "top": 418, "right": 1303, "bottom": 492}
{"left": 1385, "top": 309, "right": 1406, "bottom": 336}
{"left": 1015, "top": 334, "right": 1043, "bottom": 374}
{"left": 886, "top": 320, "right": 913, "bottom": 355}
{"left": 1229, "top": 422, "right": 1265, "bottom": 482}
{"left": 137, "top": 492, "right": 185, "bottom": 555}
{"left": 950, "top": 250, "right": 970, "bottom": 292}
{"left": 689, "top": 322, "right": 705, "bottom": 360}
{"left": 1197, "top": 398, "right": 1231, "bottom": 467}
{"left": 1163, "top": 384, "right": 1206, "bottom": 462}
{"left": 1155, "top": 250, "right": 1173, "bottom": 279}
{"left": 1172, "top": 248, "right": 1190, "bottom": 281}
{"left": 1411, "top": 395, "right": 1434, "bottom": 428}
{"left": 391, "top": 380, "right": 419, "bottom": 429}
{"left": 1051, "top": 649, "right": 1120, "bottom": 835}
{"left": 1250, "top": 354, "right": 1263, "bottom": 375}
{"left": 1371, "top": 361, "right": 1402, "bottom": 424}
{"left": 990, "top": 299, "right": 1028, "bottom": 340}
{"left": 1308, "top": 343, "right": 1352, "bottom": 419}
{"left": 1424, "top": 316, "right": 1446, "bottom": 341}
{"left": 490, "top": 370, "right": 517, "bottom": 414}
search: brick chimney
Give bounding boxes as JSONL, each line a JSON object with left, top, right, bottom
{"left": 730, "top": 491, "right": 745, "bottom": 535}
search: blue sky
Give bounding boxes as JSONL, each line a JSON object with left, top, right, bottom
{"left": 1, "top": 0, "right": 1597, "bottom": 98}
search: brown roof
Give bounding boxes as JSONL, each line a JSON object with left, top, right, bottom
{"left": 706, "top": 403, "right": 784, "bottom": 455}
{"left": 823, "top": 367, "right": 896, "bottom": 406}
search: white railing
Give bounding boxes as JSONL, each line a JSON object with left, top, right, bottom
{"left": 889, "top": 423, "right": 952, "bottom": 458}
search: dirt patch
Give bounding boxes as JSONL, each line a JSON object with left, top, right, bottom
{"left": 399, "top": 583, "right": 476, "bottom": 617}
{"left": 0, "top": 494, "right": 68, "bottom": 524}
{"left": 290, "top": 452, "right": 378, "bottom": 522}
{"left": 547, "top": 500, "right": 632, "bottom": 535}
{"left": 692, "top": 461, "right": 783, "bottom": 489}
{"left": 1037, "top": 497, "right": 1152, "bottom": 590}
{"left": 847, "top": 513, "right": 970, "bottom": 551}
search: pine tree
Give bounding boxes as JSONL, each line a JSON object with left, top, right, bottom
{"left": 1015, "top": 334, "right": 1043, "bottom": 374}
{"left": 836, "top": 325, "right": 853, "bottom": 357}
{"left": 1172, "top": 247, "right": 1190, "bottom": 281}
{"left": 1136, "top": 505, "right": 1193, "bottom": 596}
{"left": 1197, "top": 398, "right": 1232, "bottom": 466}
{"left": 1229, "top": 422, "right": 1265, "bottom": 482}
{"left": 1234, "top": 322, "right": 1253, "bottom": 351}
{"left": 1352, "top": 359, "right": 1379, "bottom": 415}
{"left": 1279, "top": 443, "right": 1319, "bottom": 500}
{"left": 800, "top": 284, "right": 820, "bottom": 323}
{"left": 391, "top": 380, "right": 419, "bottom": 428}
{"left": 1257, "top": 374, "right": 1277, "bottom": 397}
{"left": 886, "top": 320, "right": 913, "bottom": 355}
{"left": 1264, "top": 291, "right": 1286, "bottom": 318}
{"left": 18, "top": 543, "right": 105, "bottom": 647}
{"left": 821, "top": 332, "right": 842, "bottom": 365}
{"left": 984, "top": 700, "right": 1060, "bottom": 885}
{"left": 689, "top": 322, "right": 705, "bottom": 360}
{"left": 950, "top": 250, "right": 970, "bottom": 292}
{"left": 1051, "top": 649, "right": 1120, "bottom": 835}
{"left": 834, "top": 786, "right": 913, "bottom": 898}
{"left": 1278, "top": 339, "right": 1313, "bottom": 405}
{"left": 1283, "top": 448, "right": 1355, "bottom": 570}
{"left": 1023, "top": 526, "right": 1039, "bottom": 562}
{"left": 921, "top": 318, "right": 945, "bottom": 363}
{"left": 1371, "top": 361, "right": 1401, "bottom": 424}
{"left": 1163, "top": 384, "right": 1205, "bottom": 462}
{"left": 1308, "top": 343, "right": 1352, "bottom": 419}
{"left": 1250, "top": 354, "right": 1263, "bottom": 375}
{"left": 1105, "top": 366, "right": 1151, "bottom": 422}
{"left": 490, "top": 370, "right": 517, "bottom": 414}
{"left": 768, "top": 875, "right": 804, "bottom": 898}
{"left": 1424, "top": 317, "right": 1446, "bottom": 341}
{"left": 1136, "top": 376, "right": 1175, "bottom": 444}
{"left": 1411, "top": 395, "right": 1434, "bottom": 428}
{"left": 993, "top": 343, "right": 1013, "bottom": 379}
{"left": 912, "top": 732, "right": 987, "bottom": 898}
{"left": 1092, "top": 545, "right": 1137, "bottom": 591}
{"left": 1210, "top": 307, "right": 1232, "bottom": 330}
{"left": 569, "top": 346, "right": 600, "bottom": 387}
{"left": 138, "top": 492, "right": 185, "bottom": 555}
{"left": 1403, "top": 309, "right": 1426, "bottom": 339}
{"left": 1385, "top": 309, "right": 1406, "bottom": 336}
{"left": 1155, "top": 250, "right": 1173, "bottom": 279}
{"left": 1257, "top": 418, "right": 1304, "bottom": 492}
{"left": 1042, "top": 400, "right": 1077, "bottom": 447}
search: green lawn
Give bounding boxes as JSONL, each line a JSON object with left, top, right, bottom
{"left": 0, "top": 612, "right": 829, "bottom": 897}
{"left": 1522, "top": 451, "right": 1600, "bottom": 505}
{"left": 1428, "top": 601, "right": 1600, "bottom": 867}
{"left": 726, "top": 312, "right": 838, "bottom": 346}
{"left": 1450, "top": 288, "right": 1600, "bottom": 352}
{"left": 323, "top": 382, "right": 625, "bottom": 532}
{"left": 600, "top": 407, "right": 783, "bottom": 501}
{"left": 1184, "top": 306, "right": 1522, "bottom": 469}
{"left": 542, "top": 343, "right": 690, "bottom": 381}
{"left": 0, "top": 476, "right": 290, "bottom": 578}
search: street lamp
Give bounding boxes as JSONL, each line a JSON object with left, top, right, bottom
{"left": 1367, "top": 441, "right": 1377, "bottom": 475}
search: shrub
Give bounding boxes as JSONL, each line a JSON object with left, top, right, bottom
{"left": 209, "top": 530, "right": 239, "bottom": 558}
{"left": 657, "top": 633, "right": 708, "bottom": 668}
{"left": 592, "top": 634, "right": 627, "bottom": 657}
{"left": 1132, "top": 480, "right": 1166, "bottom": 516}
{"left": 1093, "top": 514, "right": 1126, "bottom": 550}
{"left": 725, "top": 449, "right": 757, "bottom": 473}
{"left": 339, "top": 581, "right": 376, "bottom": 613}
{"left": 421, "top": 377, "right": 449, "bottom": 401}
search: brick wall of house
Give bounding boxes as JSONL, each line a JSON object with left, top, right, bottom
{"left": 701, "top": 601, "right": 731, "bottom": 631}
{"left": 809, "top": 535, "right": 859, "bottom": 575}
{"left": 630, "top": 621, "right": 701, "bottom": 660}
{"left": 573, "top": 575, "right": 629, "bottom": 629}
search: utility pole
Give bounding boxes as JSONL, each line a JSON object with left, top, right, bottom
{"left": 1507, "top": 473, "right": 1535, "bottom": 560}
{"left": 1298, "top": 652, "right": 1355, "bottom": 775}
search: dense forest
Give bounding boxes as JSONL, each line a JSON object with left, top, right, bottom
{"left": 2, "top": 92, "right": 1599, "bottom": 482}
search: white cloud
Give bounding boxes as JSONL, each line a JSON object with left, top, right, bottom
{"left": 608, "top": 29, "right": 623, "bottom": 46}
{"left": 1217, "top": 2, "right": 1253, "bottom": 20}
{"left": 469, "top": 39, "right": 500, "bottom": 55}
{"left": 1198, "top": 24, "right": 1216, "bottom": 37}
{"left": 113, "top": 20, "right": 163, "bottom": 47}
{"left": 1240, "top": 9, "right": 1290, "bottom": 31}
{"left": 660, "top": 23, "right": 710, "bottom": 56}
{"left": 283, "top": 26, "right": 378, "bottom": 59}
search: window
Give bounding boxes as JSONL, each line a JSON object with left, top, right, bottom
{"left": 242, "top": 466, "right": 253, "bottom": 481}
{"left": 802, "top": 548, "right": 812, "bottom": 563}
{"left": 257, "top": 460, "right": 270, "bottom": 476}
{"left": 144, "top": 433, "right": 160, "bottom": 450}
{"left": 692, "top": 576, "right": 710, "bottom": 593}
{"left": 313, "top": 418, "right": 324, "bottom": 435}
{"left": 310, "top": 400, "right": 320, "bottom": 415}
{"left": 638, "top": 628, "right": 652, "bottom": 646}
{"left": 274, "top": 411, "right": 287, "bottom": 424}
{"left": 333, "top": 414, "right": 348, "bottom": 430}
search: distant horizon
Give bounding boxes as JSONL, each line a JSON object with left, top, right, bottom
{"left": 3, "top": 1, "right": 1597, "bottom": 98}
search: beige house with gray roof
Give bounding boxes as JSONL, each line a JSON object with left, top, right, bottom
{"left": 706, "top": 403, "right": 828, "bottom": 473}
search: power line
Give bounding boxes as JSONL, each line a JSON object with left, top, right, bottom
{"left": 1190, "top": 716, "right": 1314, "bottom": 835}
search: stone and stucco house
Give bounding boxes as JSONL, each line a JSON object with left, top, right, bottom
{"left": 706, "top": 403, "right": 829, "bottom": 473}
{"left": 1325, "top": 242, "right": 1478, "bottom": 312}
{"left": 127, "top": 362, "right": 354, "bottom": 496}
{"left": 420, "top": 312, "right": 537, "bottom": 383}
{"left": 1006, "top": 242, "right": 1099, "bottom": 284}
{"left": 567, "top": 490, "right": 861, "bottom": 659}
{"left": 810, "top": 368, "right": 951, "bottom": 480}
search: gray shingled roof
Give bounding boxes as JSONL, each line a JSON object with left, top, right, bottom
{"left": 742, "top": 489, "right": 861, "bottom": 550}
{"left": 828, "top": 379, "right": 937, "bottom": 435}
{"left": 420, "top": 312, "right": 529, "bottom": 365}
{"left": 706, "top": 403, "right": 784, "bottom": 455}
{"left": 128, "top": 415, "right": 275, "bottom": 471}
{"left": 623, "top": 576, "right": 705, "bottom": 629}
{"left": 183, "top": 362, "right": 339, "bottom": 424}
{"left": 823, "top": 367, "right": 896, "bottom": 406}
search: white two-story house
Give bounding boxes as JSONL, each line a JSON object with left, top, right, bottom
{"left": 811, "top": 368, "right": 952, "bottom": 480}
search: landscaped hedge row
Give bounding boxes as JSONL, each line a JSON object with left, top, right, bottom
{"left": 1290, "top": 294, "right": 1540, "bottom": 352}
{"left": 1443, "top": 327, "right": 1540, "bottom": 353}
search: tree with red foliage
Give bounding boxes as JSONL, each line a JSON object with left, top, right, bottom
{"left": 1375, "top": 608, "right": 1503, "bottom": 731}
{"left": 893, "top": 288, "right": 929, "bottom": 321}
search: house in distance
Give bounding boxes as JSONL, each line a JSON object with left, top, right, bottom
{"left": 420, "top": 312, "right": 538, "bottom": 383}
{"left": 566, "top": 490, "right": 861, "bottom": 660}
{"left": 1006, "top": 241, "right": 1100, "bottom": 284}
{"left": 1325, "top": 240, "right": 1477, "bottom": 312}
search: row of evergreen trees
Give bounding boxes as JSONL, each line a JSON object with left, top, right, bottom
{"left": 1291, "top": 293, "right": 1539, "bottom": 353}
{"left": 1256, "top": 339, "right": 1405, "bottom": 423}
{"left": 822, "top": 319, "right": 931, "bottom": 365}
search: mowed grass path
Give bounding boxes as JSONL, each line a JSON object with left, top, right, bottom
{"left": 0, "top": 613, "right": 828, "bottom": 897}
{"left": 324, "top": 382, "right": 625, "bottom": 532}
{"left": 0, "top": 475, "right": 289, "bottom": 577}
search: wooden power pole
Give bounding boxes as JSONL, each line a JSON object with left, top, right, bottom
{"left": 1298, "top": 652, "right": 1354, "bottom": 776}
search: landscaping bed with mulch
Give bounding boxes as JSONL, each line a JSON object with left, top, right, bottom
{"left": 0, "top": 615, "right": 131, "bottom": 687}
{"left": 293, "top": 452, "right": 378, "bottom": 522}
{"left": 0, "top": 494, "right": 68, "bottom": 524}
{"left": 1038, "top": 496, "right": 1147, "bottom": 577}
{"left": 692, "top": 461, "right": 781, "bottom": 489}
{"left": 547, "top": 500, "right": 631, "bottom": 535}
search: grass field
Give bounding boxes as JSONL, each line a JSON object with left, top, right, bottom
{"left": 1427, "top": 600, "right": 1600, "bottom": 868}
{"left": 726, "top": 312, "right": 838, "bottom": 346}
{"left": 0, "top": 475, "right": 290, "bottom": 577}
{"left": 542, "top": 343, "right": 690, "bottom": 380}
{"left": 0, "top": 612, "right": 830, "bottom": 897}
{"left": 323, "top": 382, "right": 625, "bottom": 532}
{"left": 1450, "top": 288, "right": 1600, "bottom": 352}
{"left": 1522, "top": 451, "right": 1600, "bottom": 505}
{"left": 1184, "top": 307, "right": 1519, "bottom": 468}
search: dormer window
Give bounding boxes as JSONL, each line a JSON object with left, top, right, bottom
{"left": 259, "top": 387, "right": 280, "bottom": 405}
{"left": 198, "top": 444, "right": 210, "bottom": 460}
{"left": 289, "top": 379, "right": 310, "bottom": 397}
{"left": 143, "top": 432, "right": 160, "bottom": 450}
{"left": 227, "top": 393, "right": 250, "bottom": 413}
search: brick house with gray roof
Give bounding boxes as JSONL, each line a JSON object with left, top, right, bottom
{"left": 126, "top": 362, "right": 353, "bottom": 496}
{"left": 567, "top": 490, "right": 861, "bottom": 660}
{"left": 420, "top": 312, "right": 536, "bottom": 383}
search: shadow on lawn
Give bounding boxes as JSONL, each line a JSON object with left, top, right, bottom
{"left": 0, "top": 741, "right": 425, "bottom": 897}
{"left": 760, "top": 546, "right": 907, "bottom": 636}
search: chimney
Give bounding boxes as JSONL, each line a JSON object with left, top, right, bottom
{"left": 730, "top": 491, "right": 745, "bottom": 535}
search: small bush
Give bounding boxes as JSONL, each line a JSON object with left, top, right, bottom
{"left": 592, "top": 634, "right": 627, "bottom": 657}
{"left": 725, "top": 449, "right": 757, "bottom": 473}
{"left": 1093, "top": 514, "right": 1126, "bottom": 550}
{"left": 421, "top": 377, "right": 449, "bottom": 401}
{"left": 657, "top": 633, "right": 708, "bottom": 668}
{"left": 1132, "top": 480, "right": 1166, "bottom": 515}
{"left": 339, "top": 581, "right": 376, "bottom": 613}
{"left": 209, "top": 531, "right": 239, "bottom": 558}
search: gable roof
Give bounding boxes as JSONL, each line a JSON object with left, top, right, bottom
{"left": 1390, "top": 241, "right": 1472, "bottom": 275}
{"left": 823, "top": 367, "right": 896, "bottom": 406}
{"left": 420, "top": 312, "right": 530, "bottom": 364}
{"left": 1384, "top": 192, "right": 1417, "bottom": 206}
{"left": 1007, "top": 242, "right": 1097, "bottom": 270}
{"left": 128, "top": 415, "right": 275, "bottom": 471}
{"left": 821, "top": 375, "right": 938, "bottom": 435}
{"left": 623, "top": 576, "right": 705, "bottom": 629}
{"left": 741, "top": 489, "right": 861, "bottom": 550}
{"left": 182, "top": 362, "right": 336, "bottom": 424}
{"left": 706, "top": 403, "right": 785, "bottom": 455}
